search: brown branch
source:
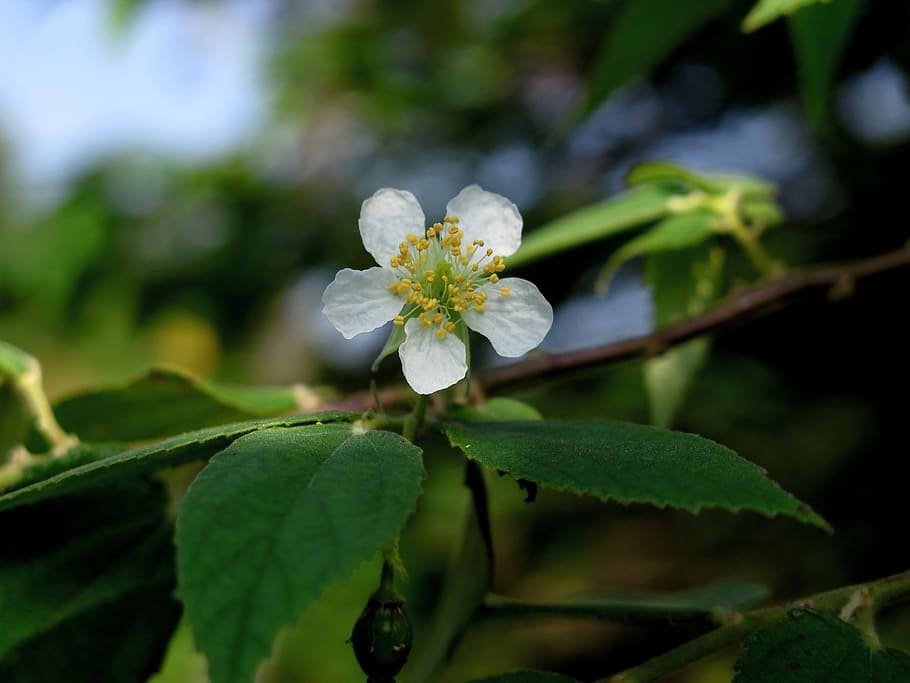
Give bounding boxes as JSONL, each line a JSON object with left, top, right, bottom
{"left": 325, "top": 246, "right": 910, "bottom": 411}
{"left": 479, "top": 246, "right": 910, "bottom": 392}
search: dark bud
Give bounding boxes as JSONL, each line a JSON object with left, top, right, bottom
{"left": 350, "top": 595, "right": 412, "bottom": 682}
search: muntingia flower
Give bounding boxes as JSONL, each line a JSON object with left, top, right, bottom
{"left": 322, "top": 185, "right": 553, "bottom": 394}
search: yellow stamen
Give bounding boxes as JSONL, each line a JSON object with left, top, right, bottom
{"left": 500, "top": 287, "right": 510, "bottom": 296}
{"left": 435, "top": 329, "right": 448, "bottom": 339}
{"left": 393, "top": 315, "right": 405, "bottom": 326}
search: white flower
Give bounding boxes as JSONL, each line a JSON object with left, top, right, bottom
{"left": 322, "top": 185, "right": 553, "bottom": 394}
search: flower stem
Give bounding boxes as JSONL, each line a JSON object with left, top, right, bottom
{"left": 401, "top": 394, "right": 429, "bottom": 442}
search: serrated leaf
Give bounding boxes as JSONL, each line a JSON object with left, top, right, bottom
{"left": 53, "top": 366, "right": 319, "bottom": 441}
{"left": 580, "top": 0, "right": 734, "bottom": 116}
{"left": 0, "top": 480, "right": 180, "bottom": 682}
{"left": 508, "top": 185, "right": 676, "bottom": 269}
{"left": 442, "top": 420, "right": 829, "bottom": 530}
{"left": 733, "top": 607, "right": 910, "bottom": 681}
{"left": 176, "top": 426, "right": 425, "bottom": 683}
{"left": 0, "top": 411, "right": 358, "bottom": 511}
{"left": 742, "top": 0, "right": 828, "bottom": 32}
{"left": 789, "top": 0, "right": 864, "bottom": 125}
{"left": 469, "top": 673, "right": 581, "bottom": 683}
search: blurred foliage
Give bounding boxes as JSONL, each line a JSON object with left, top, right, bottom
{"left": 2, "top": 0, "right": 910, "bottom": 681}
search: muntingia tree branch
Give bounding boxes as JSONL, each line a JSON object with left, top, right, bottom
{"left": 327, "top": 246, "right": 910, "bottom": 412}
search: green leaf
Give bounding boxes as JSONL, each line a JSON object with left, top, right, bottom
{"left": 0, "top": 480, "right": 180, "bottom": 682}
{"left": 627, "top": 161, "right": 776, "bottom": 199}
{"left": 0, "top": 411, "right": 358, "bottom": 511}
{"left": 1, "top": 381, "right": 29, "bottom": 457}
{"left": 0, "top": 340, "right": 32, "bottom": 377}
{"left": 0, "top": 585, "right": 180, "bottom": 683}
{"left": 176, "top": 426, "right": 425, "bottom": 683}
{"left": 469, "top": 673, "right": 581, "bottom": 683}
{"left": 733, "top": 607, "right": 910, "bottom": 681}
{"left": 441, "top": 420, "right": 830, "bottom": 530}
{"left": 644, "top": 245, "right": 724, "bottom": 427}
{"left": 742, "top": 0, "right": 829, "bottom": 32}
{"left": 449, "top": 397, "right": 542, "bottom": 423}
{"left": 53, "top": 365, "right": 318, "bottom": 441}
{"left": 789, "top": 0, "right": 864, "bottom": 125}
{"left": 581, "top": 0, "right": 734, "bottom": 116}
{"left": 598, "top": 209, "right": 718, "bottom": 292}
{"left": 507, "top": 185, "right": 677, "bottom": 269}
{"left": 645, "top": 339, "right": 711, "bottom": 428}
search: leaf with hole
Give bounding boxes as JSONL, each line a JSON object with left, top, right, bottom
{"left": 442, "top": 420, "right": 829, "bottom": 530}
{"left": 733, "top": 607, "right": 910, "bottom": 681}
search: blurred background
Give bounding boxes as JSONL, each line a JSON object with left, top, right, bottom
{"left": 2, "top": 1, "right": 910, "bottom": 681}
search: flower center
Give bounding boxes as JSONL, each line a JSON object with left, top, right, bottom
{"left": 387, "top": 215, "right": 510, "bottom": 338}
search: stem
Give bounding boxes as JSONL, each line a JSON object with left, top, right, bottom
{"left": 597, "top": 570, "right": 910, "bottom": 683}
{"left": 715, "top": 188, "right": 777, "bottom": 277}
{"left": 481, "top": 594, "right": 722, "bottom": 623}
{"left": 401, "top": 394, "right": 429, "bottom": 442}
{"left": 324, "top": 246, "right": 910, "bottom": 412}
{"left": 480, "top": 246, "right": 910, "bottom": 393}
{"left": 733, "top": 226, "right": 776, "bottom": 277}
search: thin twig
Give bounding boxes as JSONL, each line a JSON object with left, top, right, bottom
{"left": 480, "top": 246, "right": 910, "bottom": 392}
{"left": 324, "top": 247, "right": 910, "bottom": 411}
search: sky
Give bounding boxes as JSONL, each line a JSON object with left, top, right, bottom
{"left": 0, "top": 0, "right": 269, "bottom": 204}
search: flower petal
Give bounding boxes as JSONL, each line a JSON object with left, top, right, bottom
{"left": 462, "top": 277, "right": 553, "bottom": 357}
{"left": 446, "top": 184, "right": 522, "bottom": 257}
{"left": 322, "top": 267, "right": 403, "bottom": 339}
{"left": 359, "top": 188, "right": 426, "bottom": 266}
{"left": 399, "top": 318, "right": 467, "bottom": 394}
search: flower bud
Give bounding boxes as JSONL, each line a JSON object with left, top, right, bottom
{"left": 350, "top": 595, "right": 413, "bottom": 682}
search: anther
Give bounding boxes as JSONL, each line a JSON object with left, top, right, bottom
{"left": 393, "top": 315, "right": 405, "bottom": 326}
{"left": 500, "top": 287, "right": 510, "bottom": 296}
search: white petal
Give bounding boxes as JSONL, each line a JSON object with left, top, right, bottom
{"left": 462, "top": 277, "right": 553, "bottom": 357}
{"left": 359, "top": 188, "right": 426, "bottom": 266}
{"left": 446, "top": 184, "right": 522, "bottom": 257}
{"left": 322, "top": 267, "right": 403, "bottom": 339}
{"left": 399, "top": 318, "right": 467, "bottom": 394}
